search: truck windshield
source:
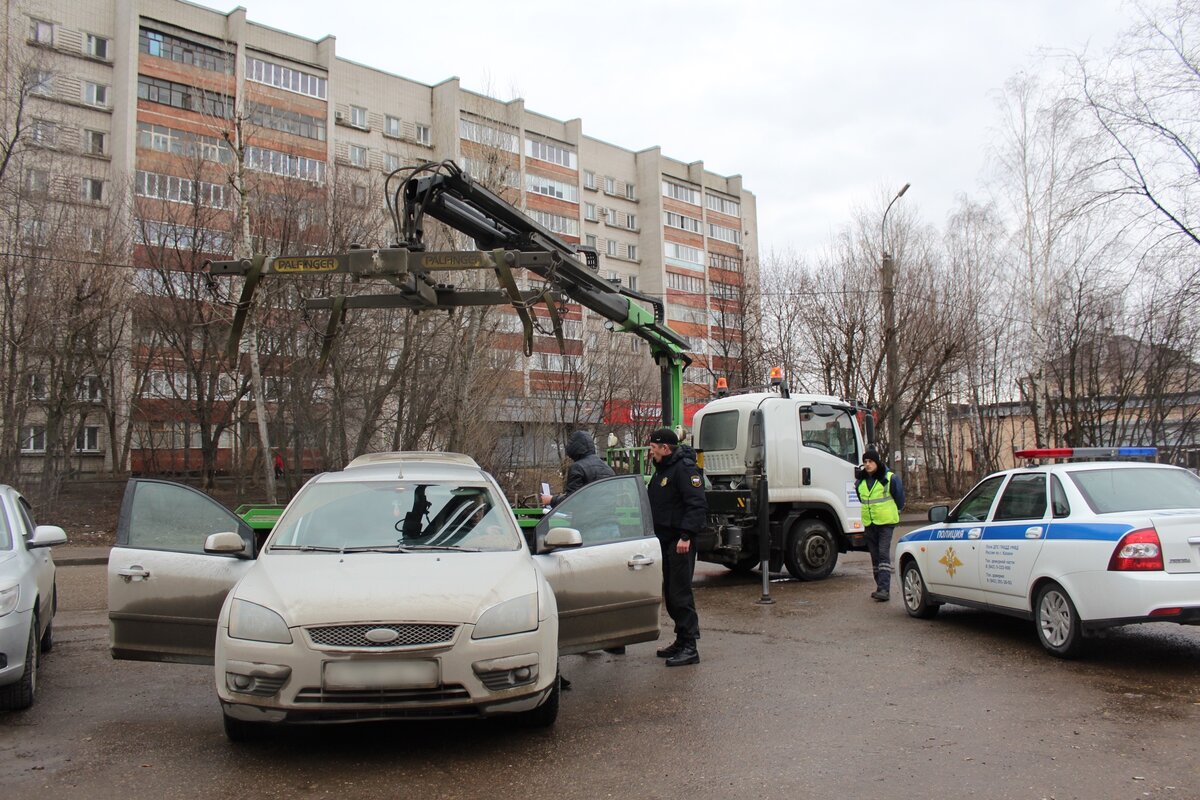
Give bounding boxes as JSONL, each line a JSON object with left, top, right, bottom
{"left": 699, "top": 410, "right": 739, "bottom": 451}
{"left": 799, "top": 408, "right": 859, "bottom": 464}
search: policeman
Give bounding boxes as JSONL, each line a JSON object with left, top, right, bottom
{"left": 855, "top": 448, "right": 905, "bottom": 602}
{"left": 645, "top": 427, "right": 707, "bottom": 666}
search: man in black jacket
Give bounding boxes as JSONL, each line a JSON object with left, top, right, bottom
{"left": 540, "top": 431, "right": 614, "bottom": 507}
{"left": 645, "top": 427, "right": 707, "bottom": 667}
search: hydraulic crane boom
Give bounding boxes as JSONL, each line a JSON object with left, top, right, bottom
{"left": 208, "top": 160, "right": 693, "bottom": 428}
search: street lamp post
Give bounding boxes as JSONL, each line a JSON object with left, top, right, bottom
{"left": 881, "top": 182, "right": 910, "bottom": 484}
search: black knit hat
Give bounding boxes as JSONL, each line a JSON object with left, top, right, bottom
{"left": 648, "top": 427, "right": 679, "bottom": 446}
{"left": 863, "top": 448, "right": 882, "bottom": 466}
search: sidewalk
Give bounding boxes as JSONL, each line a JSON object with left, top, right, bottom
{"left": 53, "top": 545, "right": 110, "bottom": 566}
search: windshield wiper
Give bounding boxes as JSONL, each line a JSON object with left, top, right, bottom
{"left": 340, "top": 545, "right": 410, "bottom": 553}
{"left": 395, "top": 544, "right": 482, "bottom": 552}
{"left": 269, "top": 544, "right": 344, "bottom": 553}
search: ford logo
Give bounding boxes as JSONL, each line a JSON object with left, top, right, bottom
{"left": 365, "top": 628, "right": 399, "bottom": 644}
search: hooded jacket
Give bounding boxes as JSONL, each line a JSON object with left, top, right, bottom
{"left": 548, "top": 431, "right": 615, "bottom": 506}
{"left": 647, "top": 443, "right": 708, "bottom": 541}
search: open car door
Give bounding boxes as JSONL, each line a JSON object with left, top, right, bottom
{"left": 534, "top": 475, "right": 662, "bottom": 654}
{"left": 108, "top": 480, "right": 257, "bottom": 664}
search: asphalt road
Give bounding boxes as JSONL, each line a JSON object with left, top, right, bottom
{"left": 4, "top": 543, "right": 1200, "bottom": 800}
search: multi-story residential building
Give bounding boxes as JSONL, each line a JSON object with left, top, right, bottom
{"left": 7, "top": 0, "right": 757, "bottom": 476}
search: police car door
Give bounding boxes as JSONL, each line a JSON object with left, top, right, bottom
{"left": 980, "top": 472, "right": 1050, "bottom": 611}
{"left": 534, "top": 475, "right": 661, "bottom": 655}
{"left": 925, "top": 474, "right": 1005, "bottom": 603}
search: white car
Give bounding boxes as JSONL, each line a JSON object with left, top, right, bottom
{"left": 896, "top": 449, "right": 1200, "bottom": 657}
{"left": 108, "top": 453, "right": 663, "bottom": 739}
{"left": 0, "top": 485, "right": 68, "bottom": 710}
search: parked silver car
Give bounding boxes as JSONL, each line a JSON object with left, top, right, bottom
{"left": 0, "top": 485, "right": 68, "bottom": 711}
{"left": 108, "top": 452, "right": 663, "bottom": 740}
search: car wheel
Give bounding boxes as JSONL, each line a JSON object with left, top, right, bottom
{"left": 0, "top": 613, "right": 38, "bottom": 711}
{"left": 1035, "top": 582, "right": 1085, "bottom": 659}
{"left": 515, "top": 672, "right": 560, "bottom": 729}
{"left": 222, "top": 710, "right": 269, "bottom": 742}
{"left": 901, "top": 560, "right": 939, "bottom": 619}
{"left": 784, "top": 519, "right": 837, "bottom": 581}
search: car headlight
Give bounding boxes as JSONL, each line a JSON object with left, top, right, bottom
{"left": 0, "top": 586, "right": 17, "bottom": 617}
{"left": 472, "top": 593, "right": 538, "bottom": 639}
{"left": 228, "top": 599, "right": 293, "bottom": 644}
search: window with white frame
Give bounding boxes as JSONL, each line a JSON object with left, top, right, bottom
{"left": 459, "top": 118, "right": 518, "bottom": 152}
{"left": 137, "top": 123, "right": 230, "bottom": 162}
{"left": 87, "top": 34, "right": 110, "bottom": 60}
{"left": 667, "top": 303, "right": 709, "bottom": 326}
{"left": 384, "top": 153, "right": 401, "bottom": 172}
{"left": 385, "top": 115, "right": 401, "bottom": 137}
{"left": 662, "top": 180, "right": 700, "bottom": 205}
{"left": 87, "top": 227, "right": 104, "bottom": 253}
{"left": 626, "top": 183, "right": 636, "bottom": 200}
{"left": 30, "top": 19, "right": 52, "bottom": 45}
{"left": 84, "top": 129, "right": 107, "bottom": 156}
{"left": 526, "top": 209, "right": 579, "bottom": 236}
{"left": 708, "top": 223, "right": 740, "bottom": 244}
{"left": 525, "top": 138, "right": 577, "bottom": 169}
{"left": 706, "top": 193, "right": 740, "bottom": 216}
{"left": 604, "top": 207, "right": 617, "bottom": 226}
{"left": 84, "top": 82, "right": 110, "bottom": 108}
{"left": 584, "top": 171, "right": 595, "bottom": 189}
{"left": 628, "top": 275, "right": 638, "bottom": 290}
{"left": 585, "top": 203, "right": 597, "bottom": 221}
{"left": 246, "top": 146, "right": 326, "bottom": 182}
{"left": 627, "top": 244, "right": 638, "bottom": 260}
{"left": 21, "top": 220, "right": 49, "bottom": 247}
{"left": 21, "top": 426, "right": 46, "bottom": 453}
{"left": 30, "top": 70, "right": 53, "bottom": 96}
{"left": 604, "top": 176, "right": 615, "bottom": 194}
{"left": 709, "top": 251, "right": 742, "bottom": 272}
{"left": 31, "top": 120, "right": 57, "bottom": 147}
{"left": 352, "top": 184, "right": 367, "bottom": 205}
{"left": 711, "top": 281, "right": 739, "bottom": 300}
{"left": 24, "top": 168, "right": 48, "bottom": 194}
{"left": 585, "top": 233, "right": 597, "bottom": 248}
{"left": 81, "top": 177, "right": 105, "bottom": 202}
{"left": 75, "top": 426, "right": 100, "bottom": 452}
{"left": 348, "top": 144, "right": 367, "bottom": 167}
{"left": 664, "top": 211, "right": 702, "bottom": 233}
{"left": 606, "top": 239, "right": 617, "bottom": 256}
{"left": 710, "top": 308, "right": 743, "bottom": 328}
{"left": 525, "top": 173, "right": 579, "bottom": 203}
{"left": 626, "top": 214, "right": 637, "bottom": 230}
{"left": 30, "top": 374, "right": 47, "bottom": 400}
{"left": 350, "top": 105, "right": 368, "bottom": 128}
{"left": 246, "top": 56, "right": 327, "bottom": 99}
{"left": 664, "top": 242, "right": 705, "bottom": 268}
{"left": 416, "top": 124, "right": 431, "bottom": 145}
{"left": 667, "top": 272, "right": 705, "bottom": 294}
{"left": 135, "top": 170, "right": 228, "bottom": 208}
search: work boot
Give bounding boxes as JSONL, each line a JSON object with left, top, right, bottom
{"left": 870, "top": 590, "right": 890, "bottom": 602}
{"left": 665, "top": 644, "right": 699, "bottom": 667}
{"left": 656, "top": 641, "right": 683, "bottom": 658}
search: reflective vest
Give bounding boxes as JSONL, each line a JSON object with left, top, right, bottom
{"left": 857, "top": 471, "right": 900, "bottom": 526}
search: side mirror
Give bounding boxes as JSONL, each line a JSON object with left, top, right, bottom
{"left": 928, "top": 505, "right": 949, "bottom": 524}
{"left": 543, "top": 527, "right": 583, "bottom": 550}
{"left": 28, "top": 525, "right": 67, "bottom": 549}
{"left": 205, "top": 531, "right": 247, "bottom": 554}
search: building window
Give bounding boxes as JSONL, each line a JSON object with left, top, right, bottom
{"left": 665, "top": 211, "right": 702, "bottom": 233}
{"left": 706, "top": 193, "right": 740, "bottom": 217}
{"left": 20, "top": 220, "right": 49, "bottom": 247}
{"left": 526, "top": 173, "right": 579, "bottom": 203}
{"left": 30, "top": 70, "right": 53, "bottom": 97}
{"left": 21, "top": 426, "right": 46, "bottom": 453}
{"left": 81, "top": 177, "right": 105, "bottom": 203}
{"left": 384, "top": 153, "right": 400, "bottom": 172}
{"left": 30, "top": 19, "right": 53, "bottom": 45}
{"left": 585, "top": 203, "right": 597, "bottom": 221}
{"left": 525, "top": 209, "right": 579, "bottom": 236}
{"left": 385, "top": 115, "right": 401, "bottom": 137}
{"left": 84, "top": 82, "right": 110, "bottom": 108}
{"left": 247, "top": 102, "right": 325, "bottom": 142}
{"left": 140, "top": 28, "right": 230, "bottom": 72}
{"left": 662, "top": 180, "right": 701, "bottom": 205}
{"left": 350, "top": 105, "right": 368, "bottom": 129}
{"left": 628, "top": 275, "right": 638, "bottom": 290}
{"left": 606, "top": 239, "right": 617, "bottom": 256}
{"left": 137, "top": 75, "right": 232, "bottom": 118}
{"left": 627, "top": 244, "right": 638, "bottom": 260}
{"left": 708, "top": 223, "right": 740, "bottom": 244}
{"left": 584, "top": 171, "right": 595, "bottom": 190}
{"left": 667, "top": 271, "right": 705, "bottom": 294}
{"left": 525, "top": 138, "right": 577, "bottom": 169}
{"left": 348, "top": 145, "right": 367, "bottom": 167}
{"left": 585, "top": 233, "right": 597, "bottom": 248}
{"left": 626, "top": 183, "right": 636, "bottom": 200}
{"left": 24, "top": 168, "right": 48, "bottom": 195}
{"left": 665, "top": 242, "right": 705, "bottom": 269}
{"left": 245, "top": 56, "right": 326, "bottom": 98}
{"left": 626, "top": 214, "right": 637, "bottom": 230}
{"left": 88, "top": 227, "right": 104, "bottom": 254}
{"left": 84, "top": 129, "right": 107, "bottom": 156}
{"left": 708, "top": 251, "right": 743, "bottom": 272}
{"left": 245, "top": 146, "right": 326, "bottom": 182}
{"left": 86, "top": 34, "right": 110, "bottom": 60}
{"left": 137, "top": 123, "right": 230, "bottom": 162}
{"left": 604, "top": 207, "right": 617, "bottom": 226}
{"left": 78, "top": 376, "right": 102, "bottom": 401}
{"left": 416, "top": 124, "right": 431, "bottom": 145}
{"left": 604, "top": 176, "right": 615, "bottom": 194}
{"left": 352, "top": 185, "right": 367, "bottom": 205}
{"left": 75, "top": 426, "right": 100, "bottom": 452}
{"left": 31, "top": 120, "right": 57, "bottom": 147}
{"left": 459, "top": 118, "right": 518, "bottom": 152}
{"left": 135, "top": 170, "right": 228, "bottom": 208}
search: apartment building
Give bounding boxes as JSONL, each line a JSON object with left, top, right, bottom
{"left": 10, "top": 0, "right": 758, "bottom": 474}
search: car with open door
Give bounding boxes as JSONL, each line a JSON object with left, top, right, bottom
{"left": 108, "top": 453, "right": 661, "bottom": 739}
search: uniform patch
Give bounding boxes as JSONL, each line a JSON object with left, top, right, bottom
{"left": 660, "top": 477, "right": 669, "bottom": 487}
{"left": 690, "top": 475, "right": 702, "bottom": 487}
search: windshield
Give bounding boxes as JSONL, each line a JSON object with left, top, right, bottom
{"left": 1068, "top": 467, "right": 1200, "bottom": 514}
{"left": 268, "top": 480, "right": 522, "bottom": 552}
{"left": 799, "top": 408, "right": 859, "bottom": 464}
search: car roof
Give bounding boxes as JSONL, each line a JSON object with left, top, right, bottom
{"left": 318, "top": 452, "right": 489, "bottom": 484}
{"left": 993, "top": 461, "right": 1190, "bottom": 478}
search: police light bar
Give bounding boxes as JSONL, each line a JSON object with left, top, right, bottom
{"left": 1014, "top": 447, "right": 1158, "bottom": 459}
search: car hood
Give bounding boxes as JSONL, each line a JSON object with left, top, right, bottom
{"left": 0, "top": 550, "right": 15, "bottom": 569}
{"left": 233, "top": 551, "right": 537, "bottom": 627}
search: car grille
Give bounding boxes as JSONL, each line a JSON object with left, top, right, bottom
{"left": 294, "top": 685, "right": 470, "bottom": 705}
{"left": 305, "top": 623, "right": 457, "bottom": 649}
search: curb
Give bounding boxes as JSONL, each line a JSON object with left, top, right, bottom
{"left": 57, "top": 556, "right": 109, "bottom": 566}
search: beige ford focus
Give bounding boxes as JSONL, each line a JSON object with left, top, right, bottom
{"left": 108, "top": 453, "right": 662, "bottom": 740}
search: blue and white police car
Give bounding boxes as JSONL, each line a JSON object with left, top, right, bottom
{"left": 896, "top": 448, "right": 1200, "bottom": 657}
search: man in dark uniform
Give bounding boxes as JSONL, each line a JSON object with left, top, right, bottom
{"left": 645, "top": 427, "right": 707, "bottom": 667}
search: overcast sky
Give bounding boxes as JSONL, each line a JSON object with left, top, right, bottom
{"left": 198, "top": 0, "right": 1136, "bottom": 257}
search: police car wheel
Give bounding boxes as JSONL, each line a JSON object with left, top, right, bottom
{"left": 1034, "top": 582, "right": 1084, "bottom": 659}
{"left": 901, "top": 561, "right": 938, "bottom": 619}
{"left": 783, "top": 519, "right": 837, "bottom": 581}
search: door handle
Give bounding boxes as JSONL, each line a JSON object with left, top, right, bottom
{"left": 627, "top": 554, "right": 656, "bottom": 570}
{"left": 1025, "top": 526, "right": 1044, "bottom": 539}
{"left": 117, "top": 566, "right": 149, "bottom": 582}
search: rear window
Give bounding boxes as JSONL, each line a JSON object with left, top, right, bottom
{"left": 1068, "top": 467, "right": 1200, "bottom": 514}
{"left": 699, "top": 410, "right": 739, "bottom": 451}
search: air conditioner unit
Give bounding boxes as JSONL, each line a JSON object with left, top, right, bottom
{"left": 334, "top": 110, "right": 344, "bottom": 122}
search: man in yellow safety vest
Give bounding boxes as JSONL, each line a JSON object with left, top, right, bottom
{"left": 855, "top": 448, "right": 906, "bottom": 602}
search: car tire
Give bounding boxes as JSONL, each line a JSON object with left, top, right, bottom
{"left": 901, "top": 560, "right": 939, "bottom": 619}
{"left": 784, "top": 519, "right": 838, "bottom": 581}
{"left": 222, "top": 710, "right": 269, "bottom": 742}
{"left": 515, "top": 672, "right": 560, "bottom": 729}
{"left": 0, "top": 613, "right": 38, "bottom": 711}
{"left": 1035, "top": 581, "right": 1085, "bottom": 659}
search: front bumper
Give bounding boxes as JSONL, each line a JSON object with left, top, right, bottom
{"left": 0, "top": 608, "right": 32, "bottom": 685}
{"left": 214, "top": 620, "right": 557, "bottom": 724}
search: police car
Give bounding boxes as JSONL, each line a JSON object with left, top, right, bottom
{"left": 896, "top": 448, "right": 1200, "bottom": 657}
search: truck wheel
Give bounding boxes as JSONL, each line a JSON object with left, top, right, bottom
{"left": 784, "top": 519, "right": 837, "bottom": 581}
